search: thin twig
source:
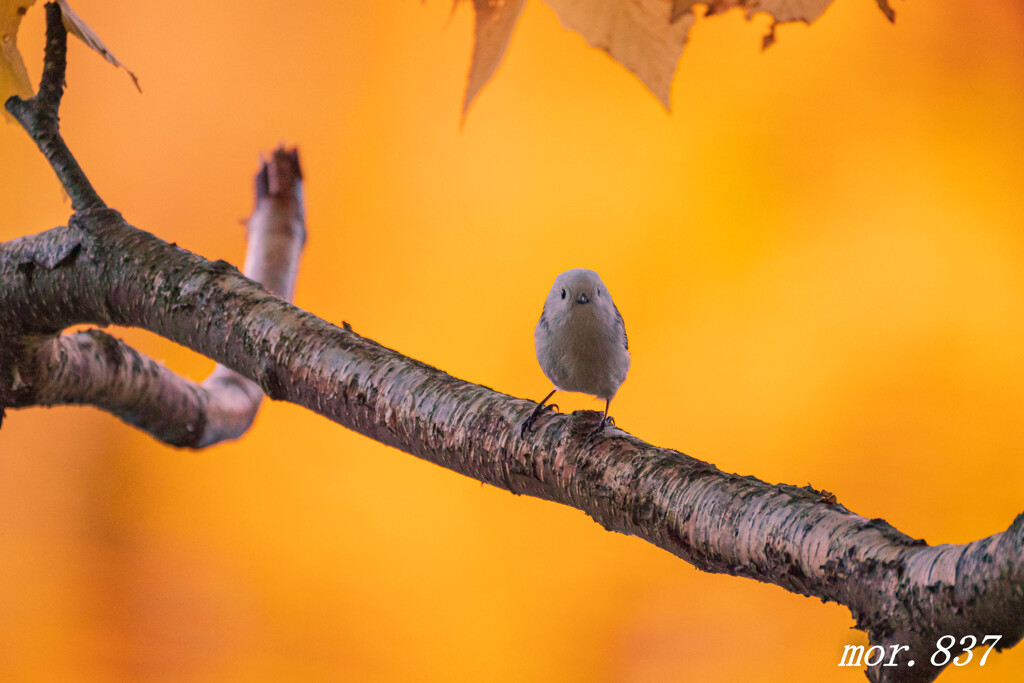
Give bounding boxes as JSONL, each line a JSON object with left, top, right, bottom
{"left": 4, "top": 2, "right": 104, "bottom": 211}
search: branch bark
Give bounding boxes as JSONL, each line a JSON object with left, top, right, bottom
{"left": 2, "top": 4, "right": 304, "bottom": 446}
{"left": 5, "top": 2, "right": 103, "bottom": 212}
{"left": 1, "top": 5, "right": 1021, "bottom": 682}
{"left": 0, "top": 147, "right": 303, "bottom": 447}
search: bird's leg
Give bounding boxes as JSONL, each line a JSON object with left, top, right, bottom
{"left": 587, "top": 400, "right": 614, "bottom": 439}
{"left": 521, "top": 388, "right": 558, "bottom": 436}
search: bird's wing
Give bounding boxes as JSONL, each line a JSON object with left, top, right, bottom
{"left": 613, "top": 302, "right": 628, "bottom": 351}
{"left": 538, "top": 301, "right": 551, "bottom": 332}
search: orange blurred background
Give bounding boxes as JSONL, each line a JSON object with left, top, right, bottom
{"left": 2, "top": 1, "right": 1024, "bottom": 680}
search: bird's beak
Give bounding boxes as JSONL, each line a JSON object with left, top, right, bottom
{"left": 576, "top": 293, "right": 590, "bottom": 304}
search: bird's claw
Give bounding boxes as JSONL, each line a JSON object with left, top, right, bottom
{"left": 584, "top": 414, "right": 614, "bottom": 443}
{"left": 520, "top": 402, "right": 559, "bottom": 437}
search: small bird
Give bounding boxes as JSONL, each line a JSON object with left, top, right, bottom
{"left": 522, "top": 268, "right": 630, "bottom": 437}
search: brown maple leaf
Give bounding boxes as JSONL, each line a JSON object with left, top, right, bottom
{"left": 0, "top": 0, "right": 138, "bottom": 120}
{"left": 463, "top": 0, "right": 527, "bottom": 117}
{"left": 459, "top": 0, "right": 897, "bottom": 115}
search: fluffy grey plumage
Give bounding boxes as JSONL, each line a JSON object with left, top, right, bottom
{"left": 523, "top": 268, "right": 630, "bottom": 436}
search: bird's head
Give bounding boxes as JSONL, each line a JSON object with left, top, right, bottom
{"left": 548, "top": 268, "right": 611, "bottom": 315}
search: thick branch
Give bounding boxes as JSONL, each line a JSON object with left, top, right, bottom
{"left": 23, "top": 329, "right": 254, "bottom": 446}
{"left": 192, "top": 147, "right": 306, "bottom": 444}
{"left": 0, "top": 8, "right": 1019, "bottom": 681}
{"left": 1, "top": 208, "right": 1021, "bottom": 681}
{"left": 2, "top": 150, "right": 304, "bottom": 447}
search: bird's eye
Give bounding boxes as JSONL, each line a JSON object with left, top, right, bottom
{"left": 560, "top": 289, "right": 566, "bottom": 300}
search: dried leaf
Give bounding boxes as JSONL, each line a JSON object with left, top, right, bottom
{"left": 57, "top": 0, "right": 140, "bottom": 91}
{"left": 1, "top": 0, "right": 139, "bottom": 122}
{"left": 749, "top": 0, "right": 831, "bottom": 25}
{"left": 464, "top": 0, "right": 527, "bottom": 117}
{"left": 0, "top": 0, "right": 38, "bottom": 121}
{"left": 544, "top": 0, "right": 694, "bottom": 109}
{"left": 672, "top": 1, "right": 740, "bottom": 20}
{"left": 875, "top": 0, "right": 895, "bottom": 23}
{"left": 458, "top": 0, "right": 897, "bottom": 114}
{"left": 703, "top": 1, "right": 742, "bottom": 17}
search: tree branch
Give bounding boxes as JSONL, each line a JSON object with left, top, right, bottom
{"left": 4, "top": 2, "right": 104, "bottom": 212}
{"left": 2, "top": 148, "right": 304, "bottom": 447}
{"left": 0, "top": 4, "right": 304, "bottom": 446}
{"left": 23, "top": 329, "right": 246, "bottom": 446}
{"left": 2, "top": 204, "right": 1021, "bottom": 681}
{"left": 0, "top": 6, "right": 1021, "bottom": 682}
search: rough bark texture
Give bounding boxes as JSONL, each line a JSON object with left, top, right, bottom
{"left": 2, "top": 4, "right": 305, "bottom": 446}
{"left": 3, "top": 205, "right": 1022, "bottom": 682}
{"left": 0, "top": 146, "right": 304, "bottom": 447}
{"left": 1, "top": 5, "right": 1021, "bottom": 682}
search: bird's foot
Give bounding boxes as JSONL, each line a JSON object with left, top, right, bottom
{"left": 520, "top": 403, "right": 560, "bottom": 437}
{"left": 584, "top": 414, "right": 614, "bottom": 443}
